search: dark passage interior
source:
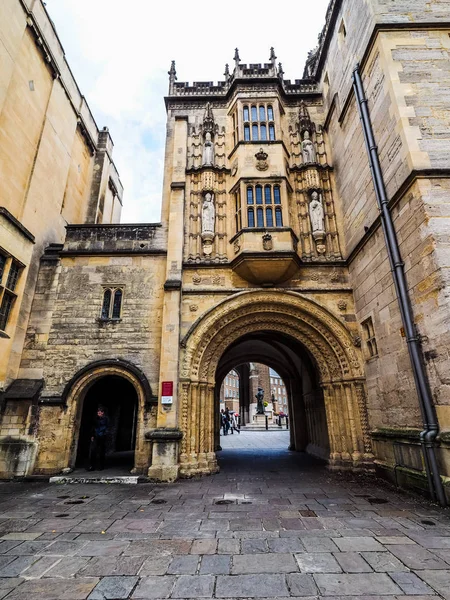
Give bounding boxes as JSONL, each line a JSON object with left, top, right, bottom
{"left": 215, "top": 331, "right": 330, "bottom": 462}
{"left": 76, "top": 376, "right": 138, "bottom": 471}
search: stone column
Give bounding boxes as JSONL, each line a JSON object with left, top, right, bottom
{"left": 148, "top": 117, "right": 188, "bottom": 482}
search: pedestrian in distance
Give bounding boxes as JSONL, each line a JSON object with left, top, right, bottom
{"left": 88, "top": 406, "right": 109, "bottom": 471}
{"left": 220, "top": 408, "right": 228, "bottom": 435}
{"left": 229, "top": 410, "right": 240, "bottom": 434}
{"left": 224, "top": 407, "right": 231, "bottom": 435}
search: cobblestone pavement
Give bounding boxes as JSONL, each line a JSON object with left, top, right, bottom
{"left": 0, "top": 431, "right": 448, "bottom": 599}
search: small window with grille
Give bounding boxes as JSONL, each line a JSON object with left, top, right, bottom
{"left": 100, "top": 287, "right": 124, "bottom": 321}
{"left": 362, "top": 317, "right": 378, "bottom": 359}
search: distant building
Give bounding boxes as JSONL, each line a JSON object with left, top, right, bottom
{"left": 220, "top": 369, "right": 240, "bottom": 413}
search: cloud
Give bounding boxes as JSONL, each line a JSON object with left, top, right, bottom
{"left": 45, "top": 0, "right": 330, "bottom": 223}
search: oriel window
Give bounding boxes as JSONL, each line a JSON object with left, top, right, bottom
{"left": 245, "top": 184, "right": 283, "bottom": 229}
{"left": 242, "top": 103, "right": 276, "bottom": 142}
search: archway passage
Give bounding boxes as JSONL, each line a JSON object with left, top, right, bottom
{"left": 76, "top": 376, "right": 138, "bottom": 472}
{"left": 179, "top": 290, "right": 373, "bottom": 477}
{"left": 215, "top": 334, "right": 330, "bottom": 461}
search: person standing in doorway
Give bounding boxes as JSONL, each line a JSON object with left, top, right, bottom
{"left": 88, "top": 406, "right": 109, "bottom": 471}
{"left": 224, "top": 407, "right": 231, "bottom": 435}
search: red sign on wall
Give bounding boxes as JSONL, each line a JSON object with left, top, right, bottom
{"left": 161, "top": 381, "right": 173, "bottom": 396}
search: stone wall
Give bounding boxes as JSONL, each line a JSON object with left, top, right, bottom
{"left": 0, "top": 0, "right": 123, "bottom": 390}
{"left": 322, "top": 0, "right": 450, "bottom": 487}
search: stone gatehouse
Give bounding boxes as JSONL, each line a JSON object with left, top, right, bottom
{"left": 1, "top": 0, "right": 450, "bottom": 503}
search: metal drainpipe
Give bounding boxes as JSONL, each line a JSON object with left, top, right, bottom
{"left": 352, "top": 64, "right": 447, "bottom": 507}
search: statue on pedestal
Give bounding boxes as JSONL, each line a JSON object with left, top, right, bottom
{"left": 202, "top": 193, "right": 215, "bottom": 235}
{"left": 302, "top": 131, "right": 316, "bottom": 164}
{"left": 255, "top": 387, "right": 265, "bottom": 415}
{"left": 202, "top": 132, "right": 214, "bottom": 166}
{"left": 309, "top": 191, "right": 325, "bottom": 233}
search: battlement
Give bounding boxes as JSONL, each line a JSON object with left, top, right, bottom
{"left": 167, "top": 50, "right": 319, "bottom": 99}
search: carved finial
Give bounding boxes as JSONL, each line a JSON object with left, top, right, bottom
{"left": 299, "top": 100, "right": 313, "bottom": 135}
{"left": 234, "top": 48, "right": 240, "bottom": 66}
{"left": 270, "top": 47, "right": 277, "bottom": 63}
{"left": 224, "top": 63, "right": 230, "bottom": 81}
{"left": 168, "top": 60, "right": 177, "bottom": 93}
{"left": 203, "top": 102, "right": 215, "bottom": 135}
{"left": 278, "top": 62, "right": 284, "bottom": 78}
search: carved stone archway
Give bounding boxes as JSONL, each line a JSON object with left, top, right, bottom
{"left": 61, "top": 360, "right": 154, "bottom": 474}
{"left": 179, "top": 290, "right": 372, "bottom": 477}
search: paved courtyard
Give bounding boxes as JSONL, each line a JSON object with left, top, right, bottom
{"left": 0, "top": 430, "right": 448, "bottom": 599}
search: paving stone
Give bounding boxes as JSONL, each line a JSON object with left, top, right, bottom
{"left": 418, "top": 570, "right": 450, "bottom": 599}
{"left": 334, "top": 552, "right": 373, "bottom": 573}
{"left": 233, "top": 553, "right": 298, "bottom": 574}
{"left": 199, "top": 554, "right": 231, "bottom": 575}
{"left": 301, "top": 536, "right": 340, "bottom": 552}
{"left": 409, "top": 536, "right": 450, "bottom": 549}
{"left": 0, "top": 541, "right": 22, "bottom": 553}
{"left": 138, "top": 555, "right": 172, "bottom": 575}
{"left": 5, "top": 541, "right": 49, "bottom": 556}
{"left": 216, "top": 574, "right": 289, "bottom": 597}
{"left": 1, "top": 534, "right": 41, "bottom": 541}
{"left": 429, "top": 549, "right": 450, "bottom": 565}
{"left": 43, "top": 557, "right": 90, "bottom": 578}
{"left": 79, "top": 556, "right": 145, "bottom": 576}
{"left": 0, "top": 578, "right": 23, "bottom": 600}
{"left": 131, "top": 575, "right": 175, "bottom": 598}
{"left": 190, "top": 539, "right": 217, "bottom": 555}
{"left": 107, "top": 519, "right": 159, "bottom": 534}
{"left": 295, "top": 552, "right": 342, "bottom": 573}
{"left": 41, "top": 541, "right": 87, "bottom": 556}
{"left": 76, "top": 540, "right": 130, "bottom": 557}
{"left": 21, "top": 556, "right": 60, "bottom": 578}
{"left": 171, "top": 574, "right": 215, "bottom": 598}
{"left": 314, "top": 572, "right": 403, "bottom": 596}
{"left": 241, "top": 538, "right": 268, "bottom": 554}
{"left": 376, "top": 536, "right": 417, "bottom": 545}
{"left": 361, "top": 550, "right": 410, "bottom": 572}
{"left": 88, "top": 575, "right": 138, "bottom": 599}
{"left": 333, "top": 536, "right": 387, "bottom": 552}
{"left": 167, "top": 555, "right": 199, "bottom": 574}
{"left": 268, "top": 538, "right": 305, "bottom": 553}
{"left": 388, "top": 545, "right": 449, "bottom": 570}
{"left": 286, "top": 573, "right": 318, "bottom": 596}
{"left": 3, "top": 577, "right": 99, "bottom": 599}
{"left": 0, "top": 556, "right": 38, "bottom": 577}
{"left": 217, "top": 539, "right": 239, "bottom": 554}
{"left": 389, "top": 571, "right": 435, "bottom": 595}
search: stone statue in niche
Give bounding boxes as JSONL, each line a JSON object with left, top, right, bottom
{"left": 302, "top": 131, "right": 316, "bottom": 164}
{"left": 202, "top": 192, "right": 215, "bottom": 235}
{"left": 202, "top": 132, "right": 214, "bottom": 166}
{"left": 309, "top": 191, "right": 325, "bottom": 233}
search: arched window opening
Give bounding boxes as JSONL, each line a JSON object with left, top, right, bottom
{"left": 266, "top": 207, "right": 273, "bottom": 227}
{"left": 257, "top": 207, "right": 264, "bottom": 227}
{"left": 275, "top": 207, "right": 283, "bottom": 227}
{"left": 112, "top": 289, "right": 123, "bottom": 319}
{"left": 244, "top": 125, "right": 250, "bottom": 141}
{"left": 264, "top": 185, "right": 272, "bottom": 204}
{"left": 255, "top": 185, "right": 263, "bottom": 205}
{"left": 100, "top": 287, "right": 124, "bottom": 320}
{"left": 247, "top": 187, "right": 254, "bottom": 205}
{"left": 248, "top": 208, "right": 255, "bottom": 228}
{"left": 274, "top": 185, "right": 281, "bottom": 204}
{"left": 243, "top": 106, "right": 249, "bottom": 122}
{"left": 251, "top": 105, "right": 258, "bottom": 121}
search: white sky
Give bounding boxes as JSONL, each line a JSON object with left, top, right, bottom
{"left": 45, "top": 0, "right": 330, "bottom": 223}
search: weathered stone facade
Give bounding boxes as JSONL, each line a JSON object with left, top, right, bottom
{"left": 1, "top": 0, "right": 450, "bottom": 501}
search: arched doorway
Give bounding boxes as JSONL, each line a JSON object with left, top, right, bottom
{"left": 179, "top": 290, "right": 373, "bottom": 477}
{"left": 59, "top": 360, "right": 155, "bottom": 475}
{"left": 75, "top": 376, "right": 138, "bottom": 471}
